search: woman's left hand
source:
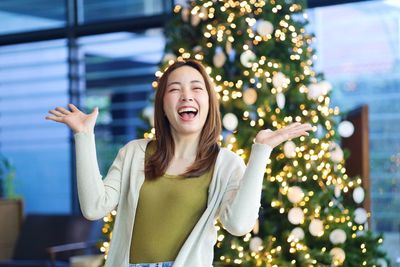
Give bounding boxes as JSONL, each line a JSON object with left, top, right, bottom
{"left": 254, "top": 122, "right": 313, "bottom": 149}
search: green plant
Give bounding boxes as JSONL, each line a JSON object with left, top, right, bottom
{"left": 0, "top": 154, "right": 19, "bottom": 199}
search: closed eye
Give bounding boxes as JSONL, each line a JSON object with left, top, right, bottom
{"left": 194, "top": 87, "right": 203, "bottom": 90}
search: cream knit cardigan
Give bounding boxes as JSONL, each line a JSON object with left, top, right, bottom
{"left": 74, "top": 133, "right": 272, "bottom": 267}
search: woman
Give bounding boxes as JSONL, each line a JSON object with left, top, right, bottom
{"left": 46, "top": 60, "right": 312, "bottom": 267}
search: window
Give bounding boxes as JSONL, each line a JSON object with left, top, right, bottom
{"left": 78, "top": 30, "right": 164, "bottom": 173}
{"left": 0, "top": 0, "right": 66, "bottom": 35}
{"left": 82, "top": 0, "right": 168, "bottom": 23}
{"left": 308, "top": 0, "right": 400, "bottom": 260}
{"left": 0, "top": 39, "right": 70, "bottom": 212}
{"left": 0, "top": 0, "right": 170, "bottom": 214}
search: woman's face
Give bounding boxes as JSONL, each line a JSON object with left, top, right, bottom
{"left": 163, "top": 66, "right": 210, "bottom": 137}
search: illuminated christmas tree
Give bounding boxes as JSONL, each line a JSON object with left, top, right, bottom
{"left": 100, "top": 0, "right": 389, "bottom": 266}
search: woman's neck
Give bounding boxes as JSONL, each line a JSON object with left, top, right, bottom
{"left": 171, "top": 132, "right": 200, "bottom": 159}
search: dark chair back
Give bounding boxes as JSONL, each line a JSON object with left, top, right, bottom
{"left": 12, "top": 214, "right": 102, "bottom": 261}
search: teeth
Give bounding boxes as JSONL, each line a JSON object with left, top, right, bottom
{"left": 178, "top": 107, "right": 198, "bottom": 113}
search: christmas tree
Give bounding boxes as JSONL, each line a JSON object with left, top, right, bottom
{"left": 100, "top": 0, "right": 389, "bottom": 266}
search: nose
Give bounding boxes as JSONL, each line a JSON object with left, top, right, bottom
{"left": 181, "top": 96, "right": 194, "bottom": 101}
{"left": 180, "top": 89, "right": 194, "bottom": 101}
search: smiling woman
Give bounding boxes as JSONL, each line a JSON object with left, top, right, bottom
{"left": 147, "top": 60, "right": 220, "bottom": 181}
{"left": 45, "top": 59, "right": 312, "bottom": 267}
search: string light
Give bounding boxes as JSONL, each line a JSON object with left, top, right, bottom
{"left": 95, "top": 0, "right": 388, "bottom": 265}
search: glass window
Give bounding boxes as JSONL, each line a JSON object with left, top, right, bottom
{"left": 78, "top": 30, "right": 164, "bottom": 173}
{"left": 0, "top": 39, "right": 70, "bottom": 213}
{"left": 0, "top": 0, "right": 65, "bottom": 35}
{"left": 81, "top": 0, "right": 171, "bottom": 23}
{"left": 308, "top": 0, "right": 400, "bottom": 261}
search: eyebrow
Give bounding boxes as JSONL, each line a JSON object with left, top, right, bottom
{"left": 167, "top": 80, "right": 205, "bottom": 87}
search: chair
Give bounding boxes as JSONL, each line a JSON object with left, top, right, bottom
{"left": 0, "top": 214, "right": 103, "bottom": 267}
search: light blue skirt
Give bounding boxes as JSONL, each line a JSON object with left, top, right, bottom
{"left": 128, "top": 261, "right": 174, "bottom": 267}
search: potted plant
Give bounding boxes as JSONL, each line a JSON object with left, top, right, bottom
{"left": 0, "top": 154, "right": 18, "bottom": 199}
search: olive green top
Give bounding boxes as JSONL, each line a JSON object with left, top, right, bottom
{"left": 75, "top": 133, "right": 273, "bottom": 266}
{"left": 129, "top": 140, "right": 214, "bottom": 263}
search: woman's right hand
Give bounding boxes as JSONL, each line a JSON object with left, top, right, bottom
{"left": 45, "top": 103, "right": 98, "bottom": 134}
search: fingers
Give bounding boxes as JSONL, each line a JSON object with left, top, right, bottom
{"left": 46, "top": 104, "right": 77, "bottom": 122}
{"left": 285, "top": 123, "right": 312, "bottom": 139}
{"left": 287, "top": 122, "right": 312, "bottom": 129}
{"left": 55, "top": 106, "right": 71, "bottom": 115}
{"left": 298, "top": 123, "right": 313, "bottom": 131}
{"left": 68, "top": 103, "right": 80, "bottom": 112}
{"left": 48, "top": 109, "right": 63, "bottom": 117}
{"left": 283, "top": 123, "right": 311, "bottom": 131}
{"left": 286, "top": 122, "right": 301, "bottom": 129}
{"left": 45, "top": 115, "right": 64, "bottom": 122}
{"left": 286, "top": 123, "right": 312, "bottom": 133}
{"left": 291, "top": 128, "right": 311, "bottom": 138}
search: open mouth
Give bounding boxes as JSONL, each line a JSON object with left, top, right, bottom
{"left": 177, "top": 107, "right": 198, "bottom": 121}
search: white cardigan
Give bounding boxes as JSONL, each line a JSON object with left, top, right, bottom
{"left": 74, "top": 133, "right": 272, "bottom": 267}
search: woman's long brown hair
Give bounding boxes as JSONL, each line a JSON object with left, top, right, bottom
{"left": 145, "top": 60, "right": 221, "bottom": 180}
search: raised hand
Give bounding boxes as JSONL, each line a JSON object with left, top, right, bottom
{"left": 45, "top": 104, "right": 98, "bottom": 134}
{"left": 254, "top": 122, "right": 313, "bottom": 149}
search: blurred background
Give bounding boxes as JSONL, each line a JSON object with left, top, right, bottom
{"left": 0, "top": 0, "right": 399, "bottom": 265}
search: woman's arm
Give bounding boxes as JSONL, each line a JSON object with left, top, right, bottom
{"left": 74, "top": 132, "right": 125, "bottom": 221}
{"left": 218, "top": 122, "right": 312, "bottom": 236}
{"left": 218, "top": 143, "right": 272, "bottom": 236}
{"left": 46, "top": 104, "right": 125, "bottom": 220}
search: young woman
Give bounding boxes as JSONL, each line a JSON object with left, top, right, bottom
{"left": 46, "top": 60, "right": 312, "bottom": 267}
